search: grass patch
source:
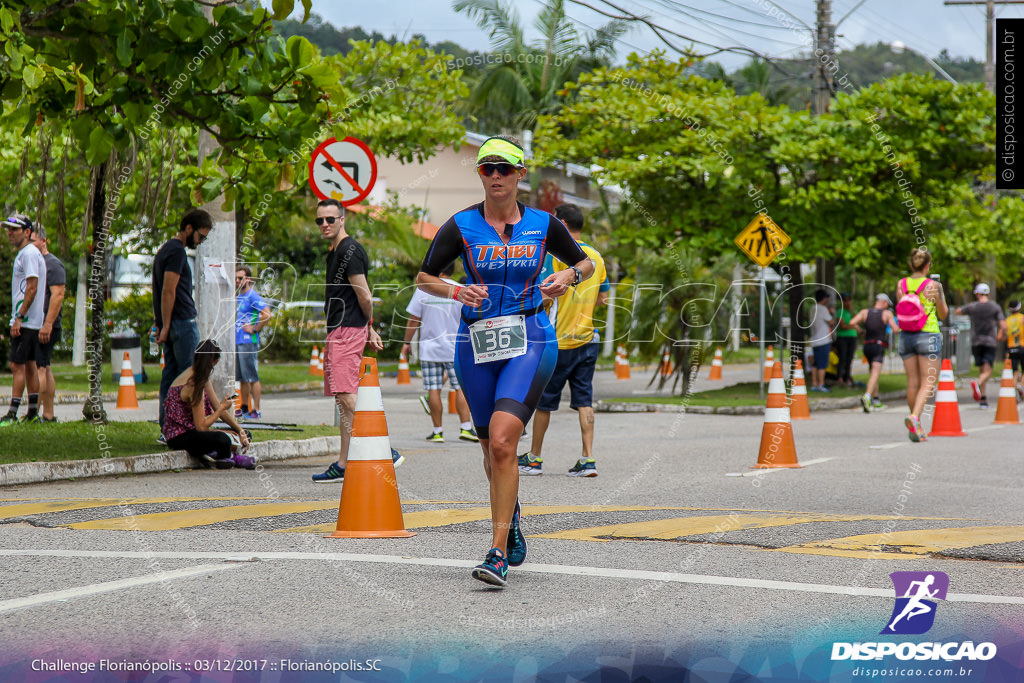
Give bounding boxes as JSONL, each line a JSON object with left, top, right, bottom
{"left": 610, "top": 373, "right": 908, "bottom": 408}
{"left": 0, "top": 420, "right": 338, "bottom": 464}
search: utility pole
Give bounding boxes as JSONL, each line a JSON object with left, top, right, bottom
{"left": 814, "top": 0, "right": 835, "bottom": 115}
{"left": 196, "top": 3, "right": 236, "bottom": 399}
{"left": 944, "top": 0, "right": 1024, "bottom": 92}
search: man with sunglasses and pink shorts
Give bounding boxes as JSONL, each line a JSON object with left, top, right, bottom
{"left": 311, "top": 198, "right": 388, "bottom": 483}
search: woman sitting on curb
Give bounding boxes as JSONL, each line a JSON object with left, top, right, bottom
{"left": 163, "top": 339, "right": 255, "bottom": 469}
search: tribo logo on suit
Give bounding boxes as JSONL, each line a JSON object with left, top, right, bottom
{"left": 831, "top": 572, "right": 997, "bottom": 662}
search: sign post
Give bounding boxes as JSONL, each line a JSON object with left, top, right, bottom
{"left": 734, "top": 215, "right": 791, "bottom": 400}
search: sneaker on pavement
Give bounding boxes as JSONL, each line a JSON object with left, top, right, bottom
{"left": 971, "top": 379, "right": 981, "bottom": 402}
{"left": 199, "top": 453, "right": 233, "bottom": 469}
{"left": 392, "top": 448, "right": 405, "bottom": 468}
{"left": 979, "top": 398, "right": 989, "bottom": 410}
{"left": 231, "top": 452, "right": 257, "bottom": 469}
{"left": 567, "top": 458, "right": 598, "bottom": 477}
{"left": 418, "top": 395, "right": 430, "bottom": 415}
{"left": 425, "top": 431, "right": 445, "bottom": 443}
{"left": 157, "top": 433, "right": 167, "bottom": 446}
{"left": 506, "top": 499, "right": 527, "bottom": 567}
{"left": 312, "top": 462, "right": 345, "bottom": 483}
{"left": 872, "top": 398, "right": 886, "bottom": 410}
{"left": 246, "top": 410, "right": 262, "bottom": 420}
{"left": 471, "top": 547, "right": 509, "bottom": 587}
{"left": 517, "top": 452, "right": 542, "bottom": 475}
{"left": 904, "top": 415, "right": 927, "bottom": 443}
{"left": 860, "top": 393, "right": 871, "bottom": 413}
{"left": 459, "top": 428, "right": 479, "bottom": 442}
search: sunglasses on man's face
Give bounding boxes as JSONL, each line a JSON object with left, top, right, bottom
{"left": 477, "top": 163, "right": 518, "bottom": 177}
{"left": 315, "top": 216, "right": 340, "bottom": 226}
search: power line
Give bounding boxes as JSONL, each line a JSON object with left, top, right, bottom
{"left": 637, "top": 0, "right": 807, "bottom": 49}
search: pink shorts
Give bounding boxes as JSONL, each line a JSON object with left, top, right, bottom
{"left": 323, "top": 325, "right": 368, "bottom": 396}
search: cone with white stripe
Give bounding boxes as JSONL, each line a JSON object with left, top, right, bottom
{"left": 234, "top": 381, "right": 242, "bottom": 414}
{"left": 763, "top": 345, "right": 775, "bottom": 383}
{"left": 994, "top": 358, "right": 1020, "bottom": 425}
{"left": 752, "top": 361, "right": 801, "bottom": 468}
{"left": 328, "top": 357, "right": 415, "bottom": 538}
{"left": 707, "top": 348, "right": 723, "bottom": 380}
{"left": 789, "top": 359, "right": 811, "bottom": 420}
{"left": 660, "top": 345, "right": 673, "bottom": 378}
{"left": 396, "top": 352, "right": 412, "bottom": 385}
{"left": 115, "top": 351, "right": 140, "bottom": 410}
{"left": 615, "top": 344, "right": 631, "bottom": 380}
{"left": 929, "top": 359, "right": 967, "bottom": 437}
{"left": 309, "top": 346, "right": 320, "bottom": 376}
{"left": 315, "top": 348, "right": 324, "bottom": 377}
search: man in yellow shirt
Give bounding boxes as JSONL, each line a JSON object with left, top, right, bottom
{"left": 518, "top": 204, "right": 608, "bottom": 477}
{"left": 1006, "top": 300, "right": 1024, "bottom": 402}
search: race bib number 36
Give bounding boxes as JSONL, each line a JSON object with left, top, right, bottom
{"left": 469, "top": 315, "right": 527, "bottom": 364}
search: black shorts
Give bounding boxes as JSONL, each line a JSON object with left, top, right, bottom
{"left": 972, "top": 344, "right": 996, "bottom": 368}
{"left": 9, "top": 328, "right": 39, "bottom": 364}
{"left": 863, "top": 341, "right": 887, "bottom": 365}
{"left": 1009, "top": 347, "right": 1024, "bottom": 374}
{"left": 34, "top": 326, "right": 61, "bottom": 368}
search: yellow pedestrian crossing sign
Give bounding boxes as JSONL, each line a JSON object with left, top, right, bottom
{"left": 735, "top": 215, "right": 790, "bottom": 267}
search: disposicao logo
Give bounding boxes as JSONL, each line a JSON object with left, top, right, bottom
{"left": 882, "top": 571, "right": 949, "bottom": 635}
{"left": 831, "top": 571, "right": 998, "bottom": 663}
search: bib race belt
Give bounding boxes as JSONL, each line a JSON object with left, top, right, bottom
{"left": 469, "top": 315, "right": 527, "bottom": 364}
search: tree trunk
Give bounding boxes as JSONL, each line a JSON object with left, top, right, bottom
{"left": 82, "top": 161, "right": 109, "bottom": 424}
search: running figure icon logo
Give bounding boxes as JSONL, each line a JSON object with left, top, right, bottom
{"left": 881, "top": 571, "right": 950, "bottom": 635}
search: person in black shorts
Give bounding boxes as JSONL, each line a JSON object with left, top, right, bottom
{"left": 30, "top": 225, "right": 65, "bottom": 423}
{"left": 849, "top": 293, "right": 896, "bottom": 412}
{"left": 2, "top": 214, "right": 46, "bottom": 425}
{"left": 416, "top": 135, "right": 594, "bottom": 587}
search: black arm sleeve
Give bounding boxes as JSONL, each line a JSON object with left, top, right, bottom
{"left": 421, "top": 217, "right": 464, "bottom": 276}
{"left": 546, "top": 215, "right": 587, "bottom": 266}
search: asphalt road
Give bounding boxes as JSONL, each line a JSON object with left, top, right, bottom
{"left": 2, "top": 365, "right": 1022, "bottom": 682}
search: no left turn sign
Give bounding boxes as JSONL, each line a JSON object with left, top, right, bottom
{"left": 308, "top": 137, "right": 377, "bottom": 206}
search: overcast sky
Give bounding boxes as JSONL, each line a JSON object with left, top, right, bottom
{"left": 283, "top": 0, "right": 1022, "bottom": 71}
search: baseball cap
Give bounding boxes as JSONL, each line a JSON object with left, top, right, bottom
{"left": 974, "top": 283, "right": 990, "bottom": 295}
{"left": 876, "top": 293, "right": 892, "bottom": 306}
{"left": 2, "top": 214, "right": 33, "bottom": 231}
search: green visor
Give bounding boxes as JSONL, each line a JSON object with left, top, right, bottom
{"left": 477, "top": 137, "right": 526, "bottom": 167}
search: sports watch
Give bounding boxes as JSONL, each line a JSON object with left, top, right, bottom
{"left": 569, "top": 265, "right": 582, "bottom": 287}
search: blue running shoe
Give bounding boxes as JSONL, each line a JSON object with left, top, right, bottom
{"left": 391, "top": 448, "right": 405, "bottom": 468}
{"left": 517, "top": 452, "right": 542, "bottom": 475}
{"left": 312, "top": 462, "right": 345, "bottom": 483}
{"left": 567, "top": 458, "right": 598, "bottom": 477}
{"left": 471, "top": 547, "right": 509, "bottom": 587}
{"left": 506, "top": 499, "right": 527, "bottom": 567}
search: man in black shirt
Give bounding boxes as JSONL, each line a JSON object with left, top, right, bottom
{"left": 30, "top": 225, "right": 65, "bottom": 422}
{"left": 153, "top": 208, "right": 212, "bottom": 438}
{"left": 312, "top": 198, "right": 385, "bottom": 483}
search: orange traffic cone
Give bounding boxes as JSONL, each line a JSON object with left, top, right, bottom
{"left": 660, "top": 345, "right": 673, "bottom": 378}
{"left": 115, "top": 352, "right": 139, "bottom": 410}
{"left": 328, "top": 357, "right": 415, "bottom": 538}
{"left": 707, "top": 348, "right": 724, "bottom": 380}
{"left": 929, "top": 359, "right": 967, "bottom": 436}
{"left": 234, "top": 381, "right": 242, "bottom": 414}
{"left": 752, "top": 361, "right": 800, "bottom": 468}
{"left": 448, "top": 389, "right": 458, "bottom": 414}
{"left": 310, "top": 346, "right": 320, "bottom": 376}
{"left": 616, "top": 345, "right": 631, "bottom": 380}
{"left": 160, "top": 351, "right": 165, "bottom": 370}
{"left": 316, "top": 349, "right": 324, "bottom": 377}
{"left": 789, "top": 359, "right": 811, "bottom": 420}
{"left": 763, "top": 345, "right": 775, "bottom": 383}
{"left": 397, "top": 352, "right": 412, "bottom": 385}
{"left": 994, "top": 359, "right": 1020, "bottom": 425}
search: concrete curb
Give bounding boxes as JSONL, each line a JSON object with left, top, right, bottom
{"left": 0, "top": 435, "right": 340, "bottom": 487}
{"left": 596, "top": 390, "right": 907, "bottom": 415}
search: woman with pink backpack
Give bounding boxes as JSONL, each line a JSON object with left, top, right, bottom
{"left": 896, "top": 247, "right": 949, "bottom": 442}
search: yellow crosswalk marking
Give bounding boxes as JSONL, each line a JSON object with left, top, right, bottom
{"left": 0, "top": 498, "right": 218, "bottom": 520}
{"left": 777, "top": 526, "right": 1024, "bottom": 559}
{"left": 67, "top": 502, "right": 339, "bottom": 531}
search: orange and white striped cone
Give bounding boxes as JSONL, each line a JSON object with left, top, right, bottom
{"left": 707, "top": 348, "right": 723, "bottom": 380}
{"left": 616, "top": 345, "right": 631, "bottom": 380}
{"left": 396, "top": 352, "right": 411, "bottom": 385}
{"left": 789, "top": 359, "right": 811, "bottom": 420}
{"left": 160, "top": 351, "right": 165, "bottom": 370}
{"left": 328, "top": 357, "right": 415, "bottom": 538}
{"left": 660, "top": 346, "right": 673, "bottom": 378}
{"left": 234, "top": 381, "right": 242, "bottom": 414}
{"left": 309, "top": 346, "right": 320, "bottom": 376}
{"left": 929, "top": 359, "right": 967, "bottom": 437}
{"left": 752, "top": 361, "right": 801, "bottom": 468}
{"left": 448, "top": 389, "right": 458, "bottom": 414}
{"left": 994, "top": 359, "right": 1020, "bottom": 425}
{"left": 763, "top": 345, "right": 775, "bottom": 383}
{"left": 115, "top": 352, "right": 140, "bottom": 410}
{"left": 316, "top": 348, "right": 324, "bottom": 377}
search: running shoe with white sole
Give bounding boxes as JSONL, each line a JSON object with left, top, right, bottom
{"left": 312, "top": 462, "right": 345, "bottom": 483}
{"left": 392, "top": 448, "right": 405, "bottom": 468}
{"left": 971, "top": 379, "right": 981, "bottom": 402}
{"left": 860, "top": 393, "right": 871, "bottom": 413}
{"left": 471, "top": 547, "right": 509, "bottom": 587}
{"left": 517, "top": 452, "right": 542, "bottom": 475}
{"left": 567, "top": 458, "right": 598, "bottom": 477}
{"left": 459, "top": 428, "right": 479, "bottom": 442}
{"left": 425, "top": 431, "right": 444, "bottom": 443}
{"left": 418, "top": 395, "right": 430, "bottom": 415}
{"left": 506, "top": 499, "right": 527, "bottom": 567}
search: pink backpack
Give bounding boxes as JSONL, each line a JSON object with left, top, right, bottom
{"left": 896, "top": 278, "right": 930, "bottom": 332}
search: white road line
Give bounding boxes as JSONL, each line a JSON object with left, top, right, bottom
{"left": 2, "top": 549, "right": 1021, "bottom": 605}
{"left": 0, "top": 563, "right": 239, "bottom": 613}
{"left": 869, "top": 441, "right": 910, "bottom": 450}
{"left": 725, "top": 457, "right": 834, "bottom": 477}
{"left": 965, "top": 425, "right": 1006, "bottom": 433}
